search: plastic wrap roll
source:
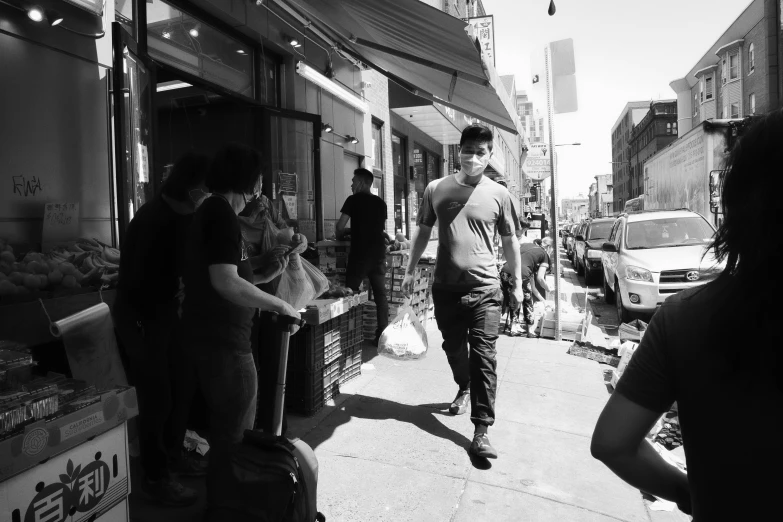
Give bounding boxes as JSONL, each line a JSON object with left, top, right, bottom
{"left": 51, "top": 303, "right": 127, "bottom": 391}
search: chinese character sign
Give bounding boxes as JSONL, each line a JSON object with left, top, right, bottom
{"left": 466, "top": 16, "right": 495, "bottom": 66}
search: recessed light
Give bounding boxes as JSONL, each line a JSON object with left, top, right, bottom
{"left": 323, "top": 123, "right": 333, "bottom": 133}
{"left": 189, "top": 28, "right": 199, "bottom": 37}
{"left": 27, "top": 6, "right": 44, "bottom": 23}
{"left": 287, "top": 36, "right": 301, "bottom": 48}
{"left": 236, "top": 49, "right": 246, "bottom": 54}
{"left": 162, "top": 31, "right": 171, "bottom": 39}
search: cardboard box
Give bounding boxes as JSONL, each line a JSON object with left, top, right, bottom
{"left": 0, "top": 423, "right": 130, "bottom": 521}
{"left": 568, "top": 345, "right": 621, "bottom": 366}
{"left": 0, "top": 387, "right": 137, "bottom": 481}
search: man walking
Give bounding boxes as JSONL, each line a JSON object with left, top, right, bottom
{"left": 402, "top": 124, "right": 522, "bottom": 459}
{"left": 336, "top": 168, "right": 389, "bottom": 345}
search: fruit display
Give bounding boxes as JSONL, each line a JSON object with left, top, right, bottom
{"left": 386, "top": 232, "right": 411, "bottom": 252}
{"left": 318, "top": 283, "right": 353, "bottom": 299}
{"left": 0, "top": 237, "right": 120, "bottom": 299}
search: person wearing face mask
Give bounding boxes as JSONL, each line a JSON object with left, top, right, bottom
{"left": 114, "top": 151, "right": 211, "bottom": 506}
{"left": 401, "top": 124, "right": 523, "bottom": 460}
{"left": 180, "top": 143, "right": 301, "bottom": 513}
{"left": 336, "top": 168, "right": 389, "bottom": 345}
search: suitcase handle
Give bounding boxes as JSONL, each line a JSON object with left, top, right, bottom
{"left": 266, "top": 312, "right": 306, "bottom": 330}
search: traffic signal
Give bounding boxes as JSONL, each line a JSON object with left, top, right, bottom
{"left": 529, "top": 185, "right": 538, "bottom": 203}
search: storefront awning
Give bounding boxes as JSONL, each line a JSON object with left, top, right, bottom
{"left": 284, "top": 0, "right": 521, "bottom": 134}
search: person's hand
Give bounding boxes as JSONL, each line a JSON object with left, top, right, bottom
{"left": 401, "top": 274, "right": 414, "bottom": 297}
{"left": 276, "top": 302, "right": 302, "bottom": 335}
{"left": 257, "top": 254, "right": 289, "bottom": 283}
{"left": 510, "top": 281, "right": 524, "bottom": 311}
{"left": 288, "top": 241, "right": 308, "bottom": 256}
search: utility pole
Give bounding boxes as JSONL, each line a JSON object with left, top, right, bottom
{"left": 544, "top": 44, "right": 562, "bottom": 341}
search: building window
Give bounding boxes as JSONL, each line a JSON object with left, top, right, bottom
{"left": 729, "top": 53, "right": 739, "bottom": 80}
{"left": 666, "top": 123, "right": 672, "bottom": 134}
{"left": 730, "top": 102, "right": 739, "bottom": 119}
{"left": 693, "top": 93, "right": 698, "bottom": 117}
{"left": 722, "top": 57, "right": 727, "bottom": 84}
{"left": 749, "top": 43, "right": 755, "bottom": 73}
{"left": 749, "top": 93, "right": 756, "bottom": 114}
{"left": 673, "top": 122, "right": 678, "bottom": 134}
{"left": 705, "top": 76, "right": 713, "bottom": 100}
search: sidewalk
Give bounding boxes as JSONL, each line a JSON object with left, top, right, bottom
{"left": 287, "top": 321, "right": 653, "bottom": 521}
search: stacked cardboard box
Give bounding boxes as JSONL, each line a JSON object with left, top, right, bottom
{"left": 316, "top": 240, "right": 351, "bottom": 287}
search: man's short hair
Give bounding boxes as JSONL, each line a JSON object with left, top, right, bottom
{"left": 354, "top": 168, "right": 374, "bottom": 186}
{"left": 459, "top": 124, "right": 493, "bottom": 151}
{"left": 207, "top": 143, "right": 262, "bottom": 195}
{"left": 161, "top": 152, "right": 211, "bottom": 201}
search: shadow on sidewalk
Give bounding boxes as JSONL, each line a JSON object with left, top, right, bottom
{"left": 303, "top": 394, "right": 493, "bottom": 469}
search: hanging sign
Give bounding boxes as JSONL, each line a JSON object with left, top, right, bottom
{"left": 282, "top": 194, "right": 297, "bottom": 220}
{"left": 278, "top": 172, "right": 297, "bottom": 193}
{"left": 43, "top": 202, "right": 79, "bottom": 251}
{"left": 465, "top": 15, "right": 496, "bottom": 66}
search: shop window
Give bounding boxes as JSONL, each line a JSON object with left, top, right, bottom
{"left": 146, "top": 0, "right": 253, "bottom": 98}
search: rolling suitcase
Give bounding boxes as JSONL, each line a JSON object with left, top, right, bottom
{"left": 207, "top": 313, "right": 325, "bottom": 522}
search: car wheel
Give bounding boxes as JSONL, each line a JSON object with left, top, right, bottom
{"left": 615, "top": 280, "right": 631, "bottom": 323}
{"left": 604, "top": 273, "right": 615, "bottom": 304}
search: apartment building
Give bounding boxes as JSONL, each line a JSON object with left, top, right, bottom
{"left": 628, "top": 100, "right": 678, "bottom": 199}
{"left": 611, "top": 101, "right": 650, "bottom": 212}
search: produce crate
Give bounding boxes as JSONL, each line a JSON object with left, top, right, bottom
{"left": 339, "top": 343, "right": 363, "bottom": 385}
{"left": 288, "top": 316, "right": 343, "bottom": 371}
{"left": 286, "top": 359, "right": 341, "bottom": 416}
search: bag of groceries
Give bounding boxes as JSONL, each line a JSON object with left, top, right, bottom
{"left": 301, "top": 258, "right": 329, "bottom": 298}
{"left": 377, "top": 300, "right": 428, "bottom": 360}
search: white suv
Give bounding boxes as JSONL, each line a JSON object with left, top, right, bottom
{"left": 600, "top": 210, "right": 724, "bottom": 322}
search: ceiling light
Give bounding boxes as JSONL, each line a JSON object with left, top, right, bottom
{"left": 236, "top": 49, "right": 246, "bottom": 54}
{"left": 322, "top": 123, "right": 333, "bottom": 133}
{"left": 189, "top": 27, "right": 199, "bottom": 38}
{"left": 156, "top": 81, "right": 192, "bottom": 92}
{"left": 287, "top": 36, "right": 301, "bottom": 48}
{"left": 296, "top": 61, "right": 369, "bottom": 114}
{"left": 47, "top": 9, "right": 63, "bottom": 26}
{"left": 27, "top": 6, "right": 44, "bottom": 22}
{"left": 162, "top": 30, "right": 171, "bottom": 39}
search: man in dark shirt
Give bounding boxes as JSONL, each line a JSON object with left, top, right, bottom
{"left": 114, "top": 152, "right": 210, "bottom": 506}
{"left": 504, "top": 235, "right": 550, "bottom": 337}
{"left": 336, "top": 168, "right": 389, "bottom": 344}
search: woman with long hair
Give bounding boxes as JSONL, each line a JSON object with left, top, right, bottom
{"left": 590, "top": 112, "right": 781, "bottom": 520}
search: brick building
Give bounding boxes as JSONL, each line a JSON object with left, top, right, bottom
{"left": 611, "top": 101, "right": 650, "bottom": 212}
{"left": 628, "top": 100, "right": 678, "bottom": 199}
{"left": 670, "top": 0, "right": 781, "bottom": 135}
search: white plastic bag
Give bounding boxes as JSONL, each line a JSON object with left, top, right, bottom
{"left": 301, "top": 258, "right": 329, "bottom": 298}
{"left": 275, "top": 263, "right": 316, "bottom": 310}
{"left": 378, "top": 301, "right": 428, "bottom": 360}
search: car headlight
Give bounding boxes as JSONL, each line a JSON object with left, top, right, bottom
{"left": 587, "top": 249, "right": 602, "bottom": 259}
{"left": 625, "top": 266, "right": 653, "bottom": 282}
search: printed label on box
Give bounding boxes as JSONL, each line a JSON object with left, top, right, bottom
{"left": 61, "top": 411, "right": 104, "bottom": 442}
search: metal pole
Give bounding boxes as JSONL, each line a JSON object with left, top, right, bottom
{"left": 544, "top": 44, "right": 562, "bottom": 341}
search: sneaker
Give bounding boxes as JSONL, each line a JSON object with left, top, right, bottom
{"left": 141, "top": 477, "right": 199, "bottom": 507}
{"left": 170, "top": 450, "right": 209, "bottom": 477}
{"left": 449, "top": 389, "right": 470, "bottom": 415}
{"left": 469, "top": 433, "right": 498, "bottom": 459}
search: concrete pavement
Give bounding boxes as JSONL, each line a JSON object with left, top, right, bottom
{"left": 287, "top": 322, "right": 652, "bottom": 521}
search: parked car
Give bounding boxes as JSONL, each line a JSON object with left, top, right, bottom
{"left": 561, "top": 223, "right": 574, "bottom": 250}
{"left": 574, "top": 218, "right": 616, "bottom": 285}
{"left": 569, "top": 222, "right": 587, "bottom": 263}
{"left": 565, "top": 223, "right": 579, "bottom": 259}
{"left": 601, "top": 209, "right": 724, "bottom": 322}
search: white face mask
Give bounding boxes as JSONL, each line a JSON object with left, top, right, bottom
{"left": 459, "top": 153, "right": 489, "bottom": 177}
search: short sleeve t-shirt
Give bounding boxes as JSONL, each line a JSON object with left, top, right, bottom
{"left": 340, "top": 192, "right": 387, "bottom": 260}
{"left": 519, "top": 243, "right": 550, "bottom": 280}
{"left": 418, "top": 175, "right": 518, "bottom": 290}
{"left": 182, "top": 196, "right": 254, "bottom": 352}
{"left": 615, "top": 275, "right": 782, "bottom": 520}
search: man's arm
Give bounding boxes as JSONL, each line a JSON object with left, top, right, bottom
{"left": 501, "top": 234, "right": 524, "bottom": 308}
{"left": 534, "top": 264, "right": 549, "bottom": 301}
{"left": 335, "top": 213, "right": 350, "bottom": 240}
{"left": 401, "top": 225, "right": 433, "bottom": 297}
{"left": 208, "top": 264, "right": 300, "bottom": 322}
{"left": 591, "top": 393, "right": 691, "bottom": 513}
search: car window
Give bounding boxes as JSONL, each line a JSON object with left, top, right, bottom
{"left": 588, "top": 221, "right": 614, "bottom": 240}
{"left": 625, "top": 216, "right": 715, "bottom": 249}
{"left": 615, "top": 220, "right": 624, "bottom": 248}
{"left": 608, "top": 221, "right": 619, "bottom": 242}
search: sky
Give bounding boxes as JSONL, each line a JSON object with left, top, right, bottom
{"left": 483, "top": 0, "right": 754, "bottom": 199}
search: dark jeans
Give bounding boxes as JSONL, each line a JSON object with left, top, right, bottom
{"left": 432, "top": 286, "right": 502, "bottom": 428}
{"left": 195, "top": 349, "right": 257, "bottom": 508}
{"left": 346, "top": 255, "right": 389, "bottom": 337}
{"left": 114, "top": 301, "right": 180, "bottom": 481}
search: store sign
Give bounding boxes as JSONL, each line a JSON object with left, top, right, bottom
{"left": 282, "top": 195, "right": 297, "bottom": 220}
{"left": 278, "top": 172, "right": 297, "bottom": 193}
{"left": 465, "top": 16, "right": 496, "bottom": 66}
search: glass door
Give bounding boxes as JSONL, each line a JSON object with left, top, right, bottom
{"left": 256, "top": 108, "right": 322, "bottom": 241}
{"left": 112, "top": 23, "right": 157, "bottom": 245}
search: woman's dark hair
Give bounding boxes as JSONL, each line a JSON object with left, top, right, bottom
{"left": 207, "top": 142, "right": 263, "bottom": 194}
{"left": 460, "top": 124, "right": 494, "bottom": 151}
{"left": 710, "top": 111, "right": 780, "bottom": 282}
{"left": 161, "top": 152, "right": 211, "bottom": 201}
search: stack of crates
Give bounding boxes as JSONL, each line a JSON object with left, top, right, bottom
{"left": 316, "top": 241, "right": 350, "bottom": 287}
{"left": 362, "top": 252, "right": 434, "bottom": 341}
{"left": 285, "top": 306, "right": 365, "bottom": 416}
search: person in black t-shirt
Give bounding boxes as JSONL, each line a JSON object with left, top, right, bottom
{"left": 591, "top": 112, "right": 781, "bottom": 520}
{"left": 114, "top": 152, "right": 210, "bottom": 506}
{"left": 336, "top": 168, "right": 389, "bottom": 344}
{"left": 502, "top": 225, "right": 550, "bottom": 338}
{"left": 180, "top": 143, "right": 301, "bottom": 512}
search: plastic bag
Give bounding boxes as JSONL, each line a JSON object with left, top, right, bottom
{"left": 238, "top": 215, "right": 282, "bottom": 255}
{"left": 377, "top": 301, "right": 428, "bottom": 360}
{"left": 301, "top": 258, "right": 329, "bottom": 298}
{"left": 276, "top": 263, "right": 316, "bottom": 310}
